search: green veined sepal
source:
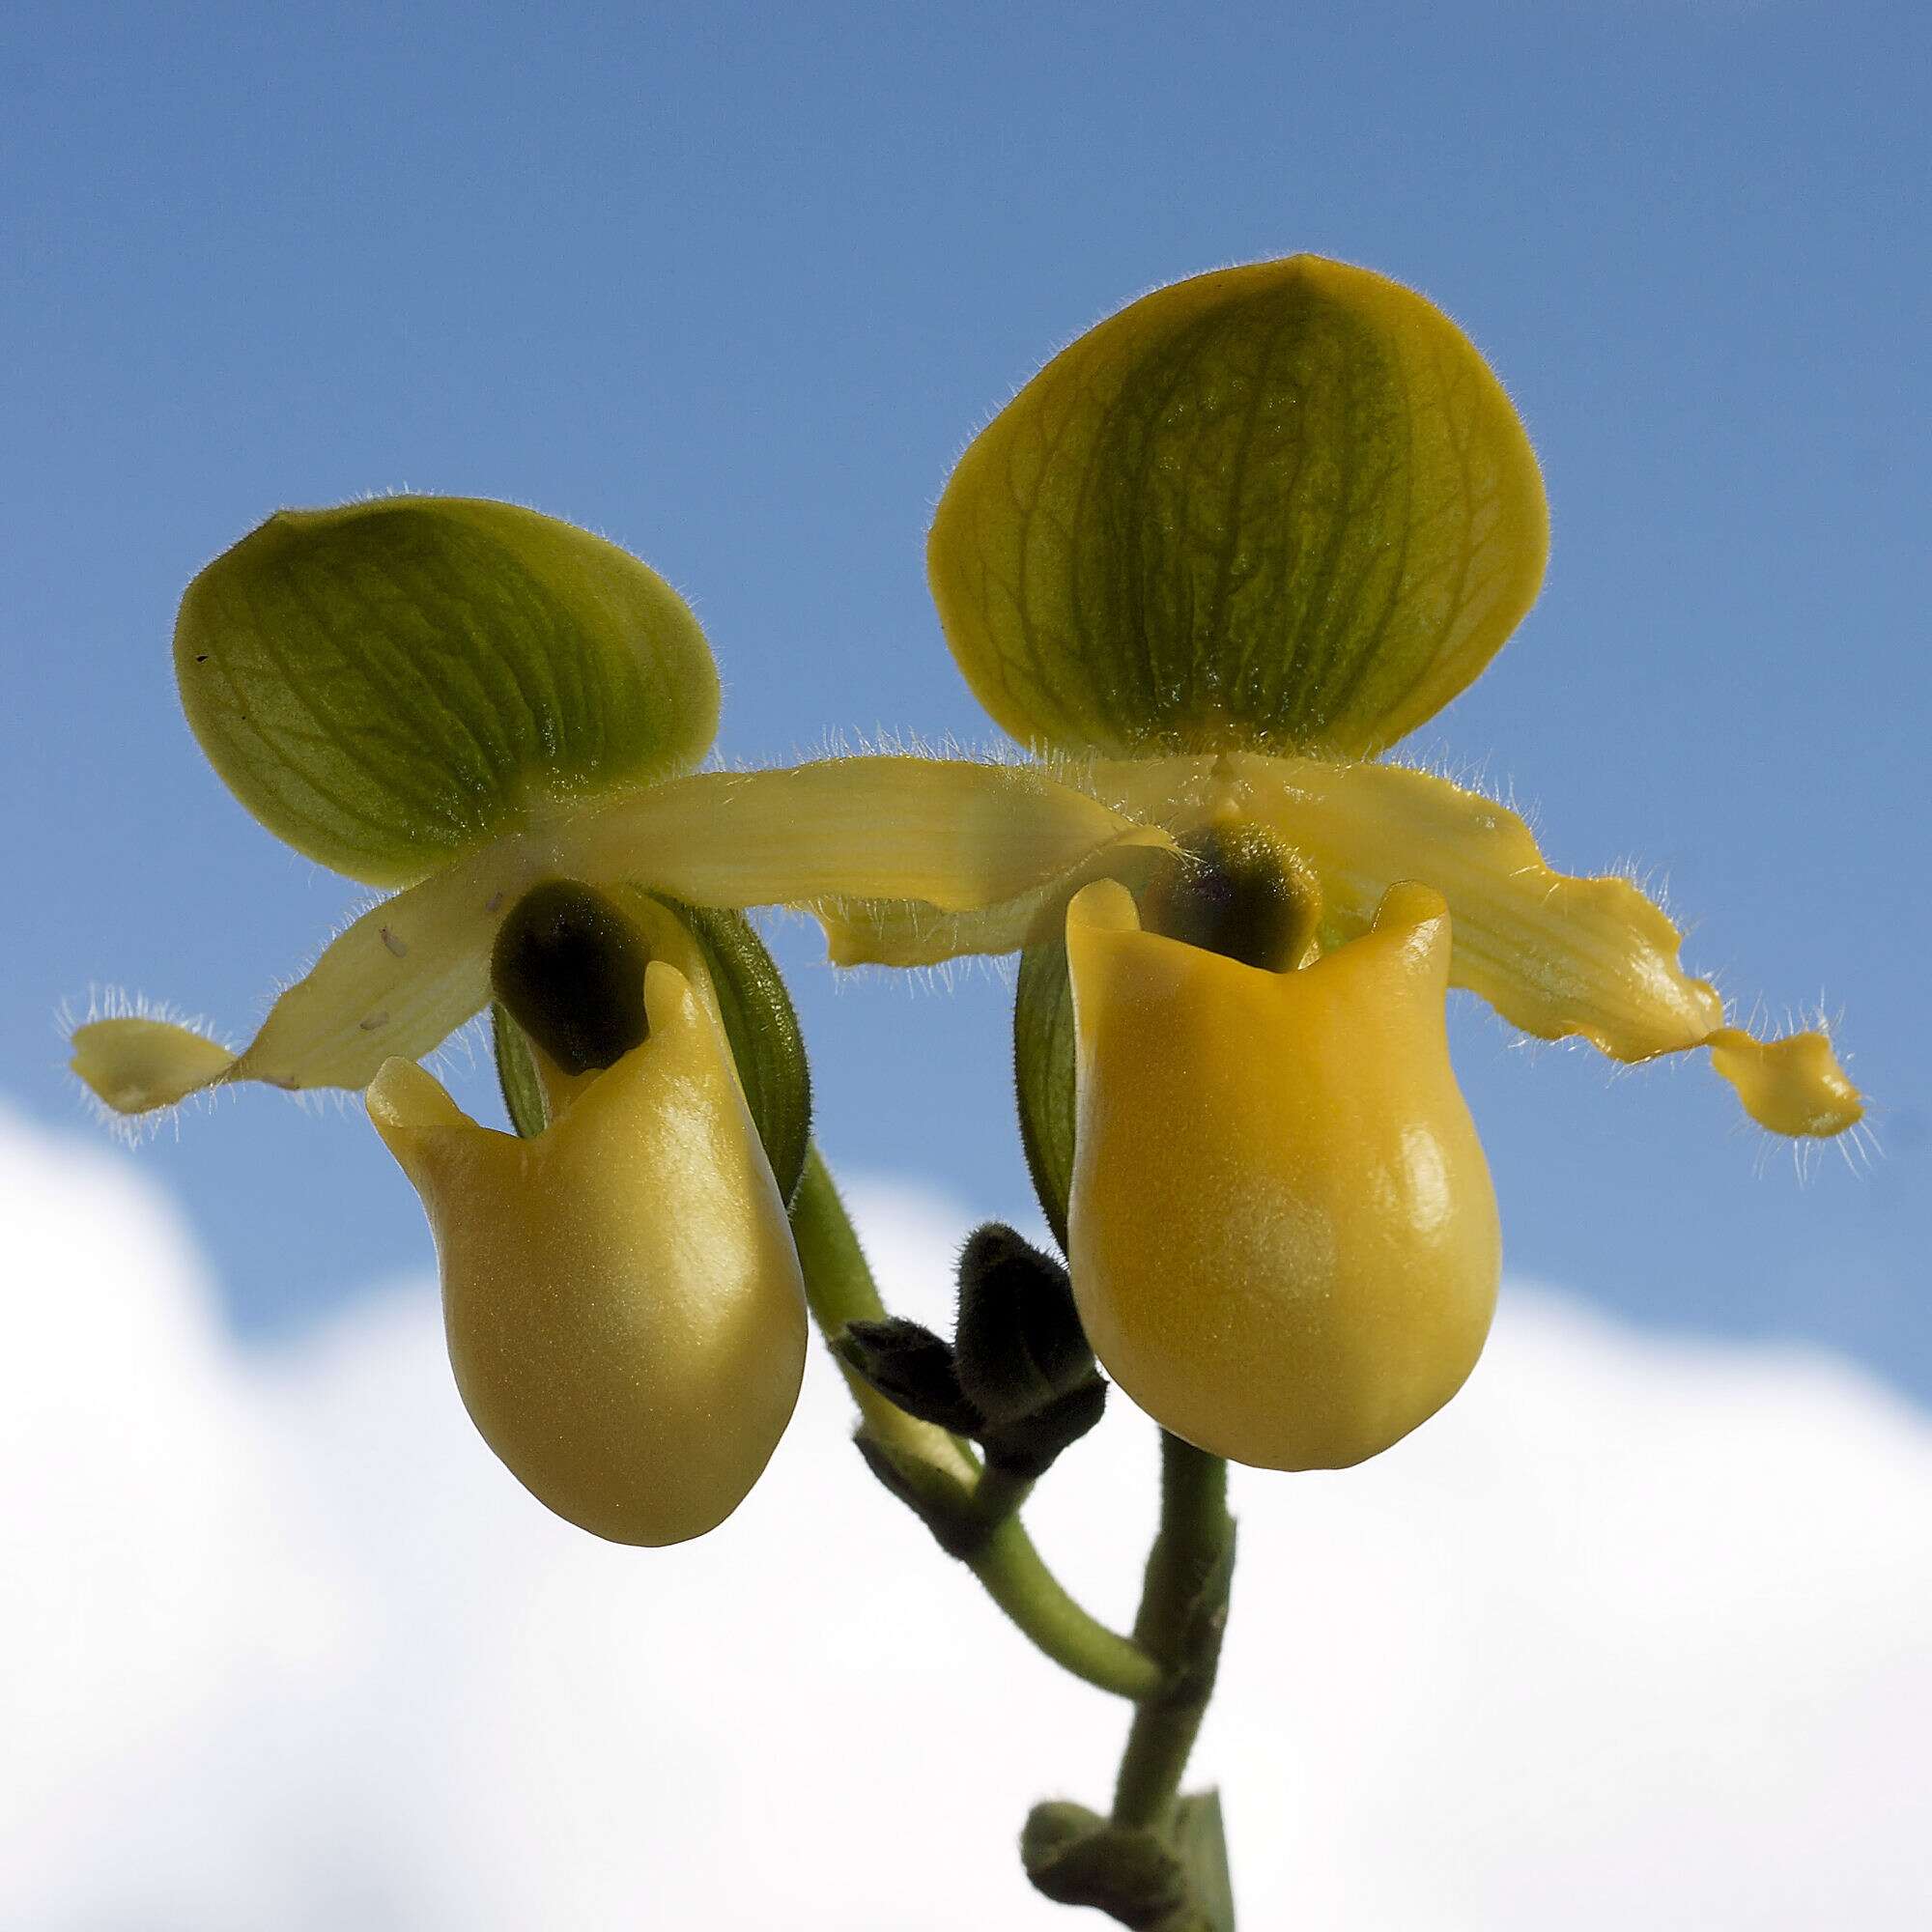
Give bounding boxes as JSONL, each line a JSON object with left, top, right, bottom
{"left": 929, "top": 257, "right": 1548, "bottom": 759}
{"left": 178, "top": 496, "right": 721, "bottom": 885}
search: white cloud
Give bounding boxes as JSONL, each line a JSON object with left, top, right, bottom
{"left": 3, "top": 1105, "right": 1929, "bottom": 1928}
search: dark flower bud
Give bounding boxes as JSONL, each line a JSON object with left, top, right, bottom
{"left": 954, "top": 1224, "right": 1098, "bottom": 1427}
{"left": 979, "top": 1377, "right": 1108, "bottom": 1481}
{"left": 837, "top": 1318, "right": 982, "bottom": 1435}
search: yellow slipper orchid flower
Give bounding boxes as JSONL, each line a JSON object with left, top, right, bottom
{"left": 822, "top": 256, "right": 1861, "bottom": 1467}
{"left": 67, "top": 496, "right": 1155, "bottom": 1545}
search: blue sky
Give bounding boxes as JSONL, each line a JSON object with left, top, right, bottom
{"left": 5, "top": 1, "right": 1925, "bottom": 1391}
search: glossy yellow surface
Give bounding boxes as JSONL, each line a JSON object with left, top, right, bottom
{"left": 1065, "top": 879, "right": 1500, "bottom": 1469}
{"left": 1706, "top": 1027, "right": 1866, "bottom": 1139}
{"left": 367, "top": 958, "right": 808, "bottom": 1546}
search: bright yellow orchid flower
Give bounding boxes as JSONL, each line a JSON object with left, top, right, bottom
{"left": 821, "top": 256, "right": 1859, "bottom": 1468}
{"left": 809, "top": 257, "right": 1860, "bottom": 1147}
{"left": 804, "top": 251, "right": 1855, "bottom": 1136}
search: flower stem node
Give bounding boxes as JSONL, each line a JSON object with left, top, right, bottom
{"left": 1065, "top": 876, "right": 1501, "bottom": 1471}
{"left": 368, "top": 952, "right": 808, "bottom": 1547}
{"left": 1021, "top": 1796, "right": 1230, "bottom": 1932}
{"left": 1021, "top": 1802, "right": 1188, "bottom": 1930}
{"left": 850, "top": 1427, "right": 992, "bottom": 1562}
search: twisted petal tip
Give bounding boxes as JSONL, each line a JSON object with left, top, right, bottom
{"left": 1707, "top": 1027, "right": 1863, "bottom": 1139}
{"left": 70, "top": 1016, "right": 236, "bottom": 1116}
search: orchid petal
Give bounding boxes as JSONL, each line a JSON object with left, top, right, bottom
{"left": 813, "top": 893, "right": 1054, "bottom": 969}
{"left": 71, "top": 843, "right": 520, "bottom": 1114}
{"left": 552, "top": 757, "right": 1172, "bottom": 967}
{"left": 1112, "top": 752, "right": 1861, "bottom": 1137}
{"left": 69, "top": 1017, "right": 239, "bottom": 1116}
{"left": 71, "top": 758, "right": 1171, "bottom": 1113}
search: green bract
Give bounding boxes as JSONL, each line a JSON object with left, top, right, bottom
{"left": 1012, "top": 932, "right": 1078, "bottom": 1250}
{"left": 177, "top": 496, "right": 720, "bottom": 885}
{"left": 928, "top": 256, "right": 1548, "bottom": 758}
{"left": 667, "top": 896, "right": 813, "bottom": 1208}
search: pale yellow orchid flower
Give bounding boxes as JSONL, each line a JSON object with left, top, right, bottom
{"left": 68, "top": 497, "right": 1159, "bottom": 1546}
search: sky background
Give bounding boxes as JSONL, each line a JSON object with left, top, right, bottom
{"left": 8, "top": 0, "right": 1926, "bottom": 1385}
{"left": 3, "top": 0, "right": 1928, "bottom": 1920}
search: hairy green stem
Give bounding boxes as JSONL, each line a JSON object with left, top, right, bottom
{"left": 788, "top": 1146, "right": 967, "bottom": 1458}
{"left": 1111, "top": 1435, "right": 1236, "bottom": 1832}
{"left": 967, "top": 1463, "right": 1036, "bottom": 1532}
{"left": 970, "top": 1515, "right": 1160, "bottom": 1701}
{"left": 790, "top": 1146, "right": 1160, "bottom": 1703}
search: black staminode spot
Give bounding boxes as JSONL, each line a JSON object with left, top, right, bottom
{"left": 490, "top": 880, "right": 651, "bottom": 1074}
{"left": 1140, "top": 821, "right": 1312, "bottom": 971}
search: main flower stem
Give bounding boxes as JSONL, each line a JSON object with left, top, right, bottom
{"left": 790, "top": 1145, "right": 1160, "bottom": 1703}
{"left": 1111, "top": 1434, "right": 1236, "bottom": 1833}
